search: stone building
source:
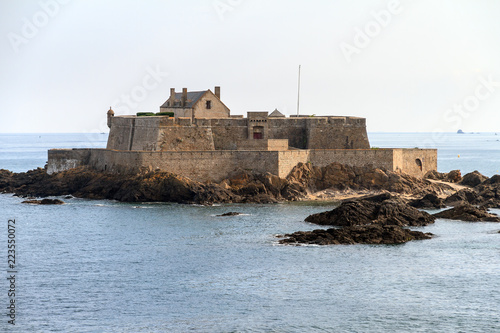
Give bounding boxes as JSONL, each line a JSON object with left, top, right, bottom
{"left": 48, "top": 86, "right": 437, "bottom": 181}
{"left": 159, "top": 86, "right": 230, "bottom": 119}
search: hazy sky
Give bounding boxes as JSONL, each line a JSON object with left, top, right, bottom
{"left": 1, "top": 0, "right": 500, "bottom": 133}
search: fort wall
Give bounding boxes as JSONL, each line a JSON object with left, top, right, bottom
{"left": 106, "top": 115, "right": 371, "bottom": 152}
{"left": 48, "top": 147, "right": 438, "bottom": 181}
{"left": 308, "top": 149, "right": 395, "bottom": 170}
{"left": 394, "top": 148, "right": 437, "bottom": 178}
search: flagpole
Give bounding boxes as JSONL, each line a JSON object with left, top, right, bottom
{"left": 297, "top": 65, "right": 301, "bottom": 116}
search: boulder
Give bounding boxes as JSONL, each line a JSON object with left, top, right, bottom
{"left": 22, "top": 198, "right": 65, "bottom": 205}
{"left": 433, "top": 203, "right": 500, "bottom": 222}
{"left": 444, "top": 189, "right": 480, "bottom": 206}
{"left": 445, "top": 170, "right": 462, "bottom": 183}
{"left": 409, "top": 193, "right": 446, "bottom": 209}
{"left": 279, "top": 224, "right": 433, "bottom": 245}
{"left": 460, "top": 171, "right": 488, "bottom": 187}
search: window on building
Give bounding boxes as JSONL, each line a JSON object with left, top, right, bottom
{"left": 206, "top": 100, "right": 212, "bottom": 109}
{"left": 415, "top": 158, "right": 423, "bottom": 171}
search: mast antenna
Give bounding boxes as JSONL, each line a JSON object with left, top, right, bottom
{"left": 297, "top": 65, "right": 301, "bottom": 116}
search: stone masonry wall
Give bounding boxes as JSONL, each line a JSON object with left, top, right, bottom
{"left": 48, "top": 148, "right": 437, "bottom": 181}
{"left": 192, "top": 91, "right": 230, "bottom": 118}
{"left": 47, "top": 149, "right": 92, "bottom": 174}
{"left": 306, "top": 117, "right": 370, "bottom": 149}
{"left": 309, "top": 149, "right": 395, "bottom": 170}
{"left": 157, "top": 127, "right": 215, "bottom": 151}
{"left": 107, "top": 115, "right": 371, "bottom": 152}
{"left": 394, "top": 149, "right": 438, "bottom": 178}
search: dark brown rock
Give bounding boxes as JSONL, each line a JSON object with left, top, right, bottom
{"left": 460, "top": 171, "right": 488, "bottom": 187}
{"left": 410, "top": 193, "right": 446, "bottom": 209}
{"left": 305, "top": 193, "right": 435, "bottom": 227}
{"left": 444, "top": 189, "right": 480, "bottom": 206}
{"left": 424, "top": 170, "right": 461, "bottom": 183}
{"left": 217, "top": 212, "right": 242, "bottom": 217}
{"left": 433, "top": 203, "right": 500, "bottom": 222}
{"left": 279, "top": 224, "right": 433, "bottom": 245}
{"left": 22, "top": 198, "right": 65, "bottom": 205}
{"left": 0, "top": 163, "right": 457, "bottom": 205}
{"left": 287, "top": 162, "right": 452, "bottom": 196}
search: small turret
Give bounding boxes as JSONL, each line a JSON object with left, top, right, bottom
{"left": 107, "top": 107, "right": 115, "bottom": 128}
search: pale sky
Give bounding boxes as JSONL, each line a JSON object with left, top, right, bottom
{"left": 1, "top": 0, "right": 500, "bottom": 133}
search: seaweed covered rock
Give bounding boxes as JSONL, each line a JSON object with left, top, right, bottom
{"left": 22, "top": 198, "right": 65, "bottom": 205}
{"left": 279, "top": 225, "right": 433, "bottom": 245}
{"left": 305, "top": 193, "right": 435, "bottom": 227}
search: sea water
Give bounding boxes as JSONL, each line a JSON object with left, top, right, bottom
{"left": 0, "top": 133, "right": 499, "bottom": 332}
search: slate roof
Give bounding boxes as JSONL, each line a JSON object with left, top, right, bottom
{"left": 269, "top": 109, "right": 285, "bottom": 117}
{"left": 160, "top": 90, "right": 208, "bottom": 108}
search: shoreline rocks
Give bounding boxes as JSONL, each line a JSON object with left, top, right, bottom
{"left": 21, "top": 198, "right": 65, "bottom": 205}
{"left": 304, "top": 193, "right": 435, "bottom": 227}
{"left": 433, "top": 203, "right": 500, "bottom": 222}
{"left": 280, "top": 193, "right": 435, "bottom": 246}
{"left": 0, "top": 163, "right": 455, "bottom": 205}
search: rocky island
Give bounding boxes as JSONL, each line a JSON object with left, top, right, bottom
{"left": 3, "top": 88, "right": 500, "bottom": 245}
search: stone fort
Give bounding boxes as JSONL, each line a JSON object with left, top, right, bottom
{"left": 48, "top": 86, "right": 437, "bottom": 181}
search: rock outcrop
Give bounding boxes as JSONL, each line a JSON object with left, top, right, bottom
{"left": 444, "top": 189, "right": 481, "bottom": 206}
{"left": 409, "top": 193, "right": 446, "bottom": 209}
{"left": 278, "top": 225, "right": 433, "bottom": 245}
{"left": 304, "top": 193, "right": 435, "bottom": 227}
{"left": 425, "top": 170, "right": 462, "bottom": 183}
{"left": 217, "top": 212, "right": 242, "bottom": 217}
{"left": 433, "top": 203, "right": 500, "bottom": 222}
{"left": 0, "top": 163, "right": 455, "bottom": 205}
{"left": 279, "top": 192, "right": 435, "bottom": 246}
{"left": 21, "top": 198, "right": 65, "bottom": 205}
{"left": 459, "top": 171, "right": 488, "bottom": 187}
{"left": 287, "top": 162, "right": 452, "bottom": 196}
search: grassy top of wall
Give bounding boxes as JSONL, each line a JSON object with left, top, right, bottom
{"left": 136, "top": 112, "right": 174, "bottom": 117}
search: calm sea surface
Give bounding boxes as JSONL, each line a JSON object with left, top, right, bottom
{"left": 0, "top": 133, "right": 499, "bottom": 332}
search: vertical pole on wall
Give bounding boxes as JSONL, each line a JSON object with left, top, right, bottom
{"left": 297, "top": 65, "right": 301, "bottom": 116}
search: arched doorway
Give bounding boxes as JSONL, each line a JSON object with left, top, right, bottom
{"left": 253, "top": 126, "right": 264, "bottom": 139}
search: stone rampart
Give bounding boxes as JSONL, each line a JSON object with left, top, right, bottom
{"left": 106, "top": 114, "right": 371, "bottom": 152}
{"left": 394, "top": 148, "right": 437, "bottom": 178}
{"left": 48, "top": 147, "right": 438, "bottom": 181}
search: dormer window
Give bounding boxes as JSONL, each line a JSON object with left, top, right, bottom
{"left": 206, "top": 100, "right": 212, "bottom": 109}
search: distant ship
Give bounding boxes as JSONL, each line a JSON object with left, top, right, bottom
{"left": 457, "top": 129, "right": 464, "bottom": 134}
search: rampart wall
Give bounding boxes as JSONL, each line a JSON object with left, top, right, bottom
{"left": 106, "top": 115, "right": 371, "bottom": 152}
{"left": 48, "top": 147, "right": 437, "bottom": 181}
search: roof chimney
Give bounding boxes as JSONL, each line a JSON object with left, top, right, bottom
{"left": 214, "top": 86, "right": 220, "bottom": 99}
{"left": 182, "top": 88, "right": 187, "bottom": 107}
{"left": 170, "top": 88, "right": 175, "bottom": 100}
